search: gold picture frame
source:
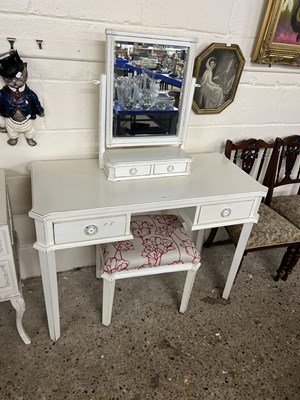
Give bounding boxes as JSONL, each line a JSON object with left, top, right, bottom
{"left": 192, "top": 43, "right": 245, "bottom": 115}
{"left": 252, "top": 0, "right": 300, "bottom": 66}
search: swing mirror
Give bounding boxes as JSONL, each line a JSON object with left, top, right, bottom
{"left": 104, "top": 29, "right": 197, "bottom": 148}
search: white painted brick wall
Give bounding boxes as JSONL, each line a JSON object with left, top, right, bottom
{"left": 0, "top": 0, "right": 299, "bottom": 277}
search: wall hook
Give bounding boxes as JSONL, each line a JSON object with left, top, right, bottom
{"left": 36, "top": 40, "right": 43, "bottom": 50}
{"left": 7, "top": 37, "right": 16, "bottom": 51}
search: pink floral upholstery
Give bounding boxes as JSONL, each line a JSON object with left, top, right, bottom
{"left": 102, "top": 215, "right": 200, "bottom": 274}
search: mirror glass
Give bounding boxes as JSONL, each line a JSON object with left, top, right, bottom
{"left": 113, "top": 40, "right": 186, "bottom": 138}
{"left": 104, "top": 31, "right": 196, "bottom": 148}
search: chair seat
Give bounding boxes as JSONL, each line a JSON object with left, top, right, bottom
{"left": 227, "top": 203, "right": 300, "bottom": 250}
{"left": 102, "top": 214, "right": 200, "bottom": 274}
{"left": 270, "top": 195, "right": 300, "bottom": 229}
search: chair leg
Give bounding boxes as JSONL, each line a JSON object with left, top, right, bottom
{"left": 179, "top": 263, "right": 200, "bottom": 314}
{"left": 274, "top": 248, "right": 291, "bottom": 281}
{"left": 282, "top": 245, "right": 300, "bottom": 281}
{"left": 275, "top": 244, "right": 300, "bottom": 281}
{"left": 102, "top": 274, "right": 116, "bottom": 326}
{"left": 204, "top": 228, "right": 218, "bottom": 248}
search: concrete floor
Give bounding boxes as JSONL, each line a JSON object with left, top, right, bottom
{"left": 0, "top": 244, "right": 299, "bottom": 400}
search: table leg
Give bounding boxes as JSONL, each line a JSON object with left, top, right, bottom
{"left": 10, "top": 295, "right": 31, "bottom": 344}
{"left": 222, "top": 222, "right": 253, "bottom": 300}
{"left": 38, "top": 251, "right": 60, "bottom": 341}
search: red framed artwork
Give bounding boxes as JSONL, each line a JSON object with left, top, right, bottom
{"left": 252, "top": 0, "right": 300, "bottom": 66}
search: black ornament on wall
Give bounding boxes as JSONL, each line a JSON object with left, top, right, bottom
{"left": 0, "top": 50, "right": 44, "bottom": 146}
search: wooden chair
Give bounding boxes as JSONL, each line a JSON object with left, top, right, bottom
{"left": 205, "top": 138, "right": 276, "bottom": 247}
{"left": 96, "top": 214, "right": 201, "bottom": 326}
{"left": 265, "top": 135, "right": 300, "bottom": 280}
{"left": 204, "top": 138, "right": 300, "bottom": 278}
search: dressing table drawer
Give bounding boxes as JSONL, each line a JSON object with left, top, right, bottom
{"left": 154, "top": 162, "right": 187, "bottom": 175}
{"left": 53, "top": 215, "right": 127, "bottom": 245}
{"left": 115, "top": 164, "right": 151, "bottom": 178}
{"left": 104, "top": 148, "right": 193, "bottom": 181}
{"left": 197, "top": 200, "right": 254, "bottom": 225}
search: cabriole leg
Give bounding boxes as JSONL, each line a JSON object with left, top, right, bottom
{"left": 10, "top": 295, "right": 31, "bottom": 345}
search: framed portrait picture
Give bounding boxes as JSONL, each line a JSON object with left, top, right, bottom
{"left": 252, "top": 0, "right": 300, "bottom": 66}
{"left": 192, "top": 43, "right": 245, "bottom": 115}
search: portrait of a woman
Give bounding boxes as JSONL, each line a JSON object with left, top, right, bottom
{"left": 192, "top": 43, "right": 245, "bottom": 114}
{"left": 194, "top": 57, "right": 224, "bottom": 109}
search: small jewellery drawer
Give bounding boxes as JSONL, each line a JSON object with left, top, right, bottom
{"left": 154, "top": 162, "right": 187, "bottom": 175}
{"left": 54, "top": 215, "right": 127, "bottom": 245}
{"left": 198, "top": 200, "right": 254, "bottom": 225}
{"left": 115, "top": 164, "right": 151, "bottom": 178}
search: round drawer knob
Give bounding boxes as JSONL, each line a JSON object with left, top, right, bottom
{"left": 129, "top": 168, "right": 137, "bottom": 175}
{"left": 167, "top": 165, "right": 175, "bottom": 172}
{"left": 84, "top": 224, "right": 98, "bottom": 236}
{"left": 221, "top": 208, "right": 232, "bottom": 218}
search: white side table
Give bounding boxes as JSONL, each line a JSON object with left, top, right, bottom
{"left": 0, "top": 169, "right": 30, "bottom": 344}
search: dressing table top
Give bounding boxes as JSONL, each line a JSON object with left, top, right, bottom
{"left": 29, "top": 153, "right": 267, "bottom": 220}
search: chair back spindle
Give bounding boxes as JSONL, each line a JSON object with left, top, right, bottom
{"left": 225, "top": 138, "right": 275, "bottom": 184}
{"left": 266, "top": 135, "right": 300, "bottom": 204}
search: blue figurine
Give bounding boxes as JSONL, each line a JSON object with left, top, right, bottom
{"left": 0, "top": 50, "right": 44, "bottom": 146}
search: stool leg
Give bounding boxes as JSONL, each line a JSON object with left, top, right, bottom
{"left": 179, "top": 263, "right": 200, "bottom": 314}
{"left": 102, "top": 274, "right": 116, "bottom": 326}
{"left": 95, "top": 245, "right": 103, "bottom": 279}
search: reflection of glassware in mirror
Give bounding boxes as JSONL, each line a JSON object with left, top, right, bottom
{"left": 149, "top": 79, "right": 160, "bottom": 92}
{"left": 115, "top": 77, "right": 140, "bottom": 110}
{"left": 139, "top": 89, "right": 152, "bottom": 110}
{"left": 149, "top": 78, "right": 160, "bottom": 107}
{"left": 115, "top": 77, "right": 125, "bottom": 107}
{"left": 105, "top": 29, "right": 198, "bottom": 148}
{"left": 123, "top": 78, "right": 131, "bottom": 109}
{"left": 155, "top": 91, "right": 174, "bottom": 110}
{"left": 150, "top": 89, "right": 159, "bottom": 108}
{"left": 166, "top": 96, "right": 175, "bottom": 109}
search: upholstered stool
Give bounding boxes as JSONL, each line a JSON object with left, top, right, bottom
{"left": 96, "top": 214, "right": 201, "bottom": 326}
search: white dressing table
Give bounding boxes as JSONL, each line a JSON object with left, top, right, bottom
{"left": 28, "top": 153, "right": 267, "bottom": 341}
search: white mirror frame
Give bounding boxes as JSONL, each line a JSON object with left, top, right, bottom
{"left": 103, "top": 29, "right": 197, "bottom": 149}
